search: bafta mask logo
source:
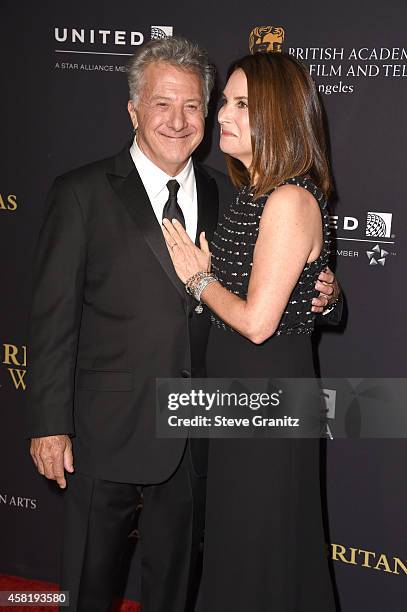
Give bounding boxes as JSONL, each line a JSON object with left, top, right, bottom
{"left": 249, "top": 26, "right": 285, "bottom": 54}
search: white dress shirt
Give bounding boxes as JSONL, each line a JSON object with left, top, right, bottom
{"left": 129, "top": 138, "right": 198, "bottom": 241}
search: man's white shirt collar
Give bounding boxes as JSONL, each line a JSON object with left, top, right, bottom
{"left": 129, "top": 137, "right": 195, "bottom": 202}
{"left": 129, "top": 137, "right": 198, "bottom": 241}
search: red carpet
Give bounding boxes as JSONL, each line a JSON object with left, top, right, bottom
{"left": 0, "top": 574, "right": 140, "bottom": 611}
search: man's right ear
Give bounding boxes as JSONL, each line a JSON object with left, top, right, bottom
{"left": 127, "top": 100, "right": 138, "bottom": 131}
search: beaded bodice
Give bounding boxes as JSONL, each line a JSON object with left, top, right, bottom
{"left": 210, "top": 176, "right": 331, "bottom": 335}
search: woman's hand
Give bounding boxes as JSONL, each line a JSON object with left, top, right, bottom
{"left": 162, "top": 218, "right": 211, "bottom": 283}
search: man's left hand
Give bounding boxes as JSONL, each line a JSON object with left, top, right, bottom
{"left": 312, "top": 267, "right": 340, "bottom": 313}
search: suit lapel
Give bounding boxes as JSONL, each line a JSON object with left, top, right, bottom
{"left": 194, "top": 162, "right": 219, "bottom": 247}
{"left": 107, "top": 148, "right": 186, "bottom": 301}
{"left": 106, "top": 148, "right": 220, "bottom": 306}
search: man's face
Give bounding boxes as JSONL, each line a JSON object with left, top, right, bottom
{"left": 128, "top": 62, "right": 205, "bottom": 176}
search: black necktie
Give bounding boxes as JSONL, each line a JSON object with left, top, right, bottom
{"left": 162, "top": 180, "right": 185, "bottom": 228}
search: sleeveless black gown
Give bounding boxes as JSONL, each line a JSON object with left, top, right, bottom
{"left": 201, "top": 177, "right": 337, "bottom": 611}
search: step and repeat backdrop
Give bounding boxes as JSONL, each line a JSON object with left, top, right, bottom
{"left": 1, "top": 1, "right": 406, "bottom": 610}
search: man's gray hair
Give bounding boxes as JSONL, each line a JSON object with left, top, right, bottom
{"left": 127, "top": 36, "right": 216, "bottom": 116}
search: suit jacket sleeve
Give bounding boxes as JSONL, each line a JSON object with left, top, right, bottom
{"left": 315, "top": 292, "right": 344, "bottom": 326}
{"left": 25, "top": 176, "right": 86, "bottom": 438}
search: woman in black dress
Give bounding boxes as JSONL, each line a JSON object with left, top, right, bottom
{"left": 163, "top": 52, "right": 336, "bottom": 611}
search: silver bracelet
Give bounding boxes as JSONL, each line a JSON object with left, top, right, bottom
{"left": 185, "top": 271, "right": 218, "bottom": 301}
{"left": 194, "top": 274, "right": 218, "bottom": 301}
{"left": 185, "top": 271, "right": 207, "bottom": 296}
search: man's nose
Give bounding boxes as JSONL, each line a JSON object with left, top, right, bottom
{"left": 167, "top": 106, "right": 188, "bottom": 131}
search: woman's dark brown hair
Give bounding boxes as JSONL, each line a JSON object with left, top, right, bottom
{"left": 225, "top": 52, "right": 332, "bottom": 198}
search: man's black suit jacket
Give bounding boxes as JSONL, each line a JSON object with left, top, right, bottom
{"left": 25, "top": 145, "right": 231, "bottom": 484}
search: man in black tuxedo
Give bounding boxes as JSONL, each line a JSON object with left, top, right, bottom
{"left": 26, "top": 37, "right": 340, "bottom": 612}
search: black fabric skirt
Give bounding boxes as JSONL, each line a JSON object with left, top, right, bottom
{"left": 200, "top": 326, "right": 336, "bottom": 612}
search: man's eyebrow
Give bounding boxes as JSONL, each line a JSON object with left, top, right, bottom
{"left": 150, "top": 95, "right": 202, "bottom": 102}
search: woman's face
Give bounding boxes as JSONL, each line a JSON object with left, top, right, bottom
{"left": 218, "top": 69, "right": 252, "bottom": 169}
